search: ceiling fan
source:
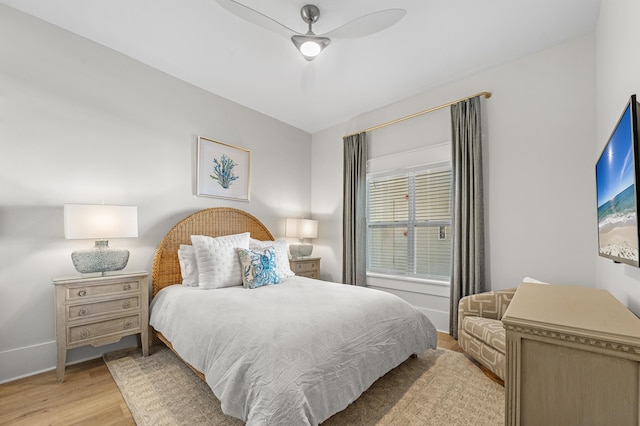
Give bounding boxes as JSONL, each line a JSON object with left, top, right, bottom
{"left": 215, "top": 1, "right": 407, "bottom": 61}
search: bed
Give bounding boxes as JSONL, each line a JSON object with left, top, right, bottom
{"left": 149, "top": 208, "right": 437, "bottom": 425}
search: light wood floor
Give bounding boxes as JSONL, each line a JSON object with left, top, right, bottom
{"left": 0, "top": 357, "right": 136, "bottom": 426}
{"left": 0, "top": 332, "right": 500, "bottom": 425}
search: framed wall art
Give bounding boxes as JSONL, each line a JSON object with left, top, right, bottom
{"left": 197, "top": 136, "right": 251, "bottom": 201}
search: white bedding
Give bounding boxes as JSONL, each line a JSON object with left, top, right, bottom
{"left": 149, "top": 276, "right": 437, "bottom": 425}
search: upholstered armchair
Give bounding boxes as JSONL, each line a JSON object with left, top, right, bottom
{"left": 458, "top": 288, "right": 517, "bottom": 381}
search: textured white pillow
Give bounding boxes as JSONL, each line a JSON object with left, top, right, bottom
{"left": 191, "top": 232, "right": 250, "bottom": 289}
{"left": 249, "top": 238, "right": 295, "bottom": 279}
{"left": 177, "top": 244, "right": 199, "bottom": 287}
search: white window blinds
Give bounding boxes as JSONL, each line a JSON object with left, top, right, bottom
{"left": 367, "top": 165, "right": 452, "bottom": 280}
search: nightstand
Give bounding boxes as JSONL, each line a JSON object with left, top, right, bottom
{"left": 52, "top": 271, "right": 149, "bottom": 382}
{"left": 289, "top": 257, "right": 320, "bottom": 279}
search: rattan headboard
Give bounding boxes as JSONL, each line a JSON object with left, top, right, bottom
{"left": 151, "top": 208, "right": 274, "bottom": 296}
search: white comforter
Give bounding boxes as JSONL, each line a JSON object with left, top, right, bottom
{"left": 149, "top": 277, "right": 437, "bottom": 425}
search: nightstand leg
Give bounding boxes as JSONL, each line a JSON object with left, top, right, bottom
{"left": 56, "top": 345, "right": 66, "bottom": 382}
{"left": 141, "top": 327, "right": 149, "bottom": 357}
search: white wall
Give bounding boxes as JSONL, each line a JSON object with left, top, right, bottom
{"left": 312, "top": 34, "right": 597, "bottom": 331}
{"left": 595, "top": 0, "right": 640, "bottom": 315}
{"left": 0, "top": 5, "right": 312, "bottom": 383}
{"left": 1, "top": 2, "right": 612, "bottom": 382}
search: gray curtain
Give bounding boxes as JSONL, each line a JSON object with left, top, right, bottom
{"left": 449, "top": 96, "right": 486, "bottom": 338}
{"left": 342, "top": 132, "right": 367, "bottom": 286}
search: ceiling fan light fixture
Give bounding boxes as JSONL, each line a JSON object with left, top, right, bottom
{"left": 291, "top": 34, "right": 330, "bottom": 61}
{"left": 216, "top": 2, "right": 406, "bottom": 62}
{"left": 301, "top": 41, "right": 321, "bottom": 57}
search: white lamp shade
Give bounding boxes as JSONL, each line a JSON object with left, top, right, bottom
{"left": 64, "top": 204, "right": 138, "bottom": 240}
{"left": 286, "top": 218, "right": 318, "bottom": 239}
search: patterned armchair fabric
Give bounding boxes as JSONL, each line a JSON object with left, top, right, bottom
{"left": 458, "top": 288, "right": 517, "bottom": 380}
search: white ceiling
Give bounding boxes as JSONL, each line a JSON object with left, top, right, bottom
{"left": 1, "top": 0, "right": 601, "bottom": 133}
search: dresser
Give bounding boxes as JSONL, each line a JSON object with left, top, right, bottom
{"left": 52, "top": 271, "right": 149, "bottom": 382}
{"left": 502, "top": 283, "right": 640, "bottom": 426}
{"left": 289, "top": 257, "right": 320, "bottom": 279}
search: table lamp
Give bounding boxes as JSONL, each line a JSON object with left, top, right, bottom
{"left": 64, "top": 204, "right": 138, "bottom": 275}
{"left": 286, "top": 218, "right": 318, "bottom": 258}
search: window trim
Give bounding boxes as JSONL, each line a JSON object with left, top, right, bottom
{"left": 366, "top": 272, "right": 450, "bottom": 298}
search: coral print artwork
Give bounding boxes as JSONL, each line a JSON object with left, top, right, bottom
{"left": 197, "top": 136, "right": 250, "bottom": 201}
{"left": 211, "top": 154, "right": 239, "bottom": 189}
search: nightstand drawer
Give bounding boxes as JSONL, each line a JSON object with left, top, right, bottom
{"left": 289, "top": 257, "right": 320, "bottom": 280}
{"left": 67, "top": 295, "right": 140, "bottom": 320}
{"left": 65, "top": 279, "right": 140, "bottom": 301}
{"left": 297, "top": 270, "right": 319, "bottom": 279}
{"left": 291, "top": 260, "right": 319, "bottom": 273}
{"left": 68, "top": 314, "right": 140, "bottom": 345}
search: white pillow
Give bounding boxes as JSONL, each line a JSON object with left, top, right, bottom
{"left": 249, "top": 238, "right": 295, "bottom": 279}
{"left": 191, "top": 232, "right": 250, "bottom": 289}
{"left": 177, "top": 244, "right": 199, "bottom": 287}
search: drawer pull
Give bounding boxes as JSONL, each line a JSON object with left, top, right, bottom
{"left": 123, "top": 284, "right": 131, "bottom": 291}
{"left": 123, "top": 301, "right": 131, "bottom": 309}
{"left": 80, "top": 330, "right": 90, "bottom": 339}
{"left": 78, "top": 289, "right": 87, "bottom": 297}
{"left": 124, "top": 321, "right": 132, "bottom": 329}
{"left": 78, "top": 308, "right": 89, "bottom": 316}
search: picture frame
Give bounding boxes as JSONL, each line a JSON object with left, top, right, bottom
{"left": 197, "top": 136, "right": 251, "bottom": 201}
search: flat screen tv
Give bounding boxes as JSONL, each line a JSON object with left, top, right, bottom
{"left": 596, "top": 94, "right": 640, "bottom": 266}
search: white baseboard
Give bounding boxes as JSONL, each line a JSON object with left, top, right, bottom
{"left": 414, "top": 306, "right": 449, "bottom": 333}
{"left": 0, "top": 336, "right": 138, "bottom": 384}
{"left": 0, "top": 340, "right": 57, "bottom": 384}
{"left": 367, "top": 285, "right": 450, "bottom": 333}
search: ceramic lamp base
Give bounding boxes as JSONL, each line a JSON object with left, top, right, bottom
{"left": 289, "top": 243, "right": 313, "bottom": 259}
{"left": 71, "top": 240, "right": 130, "bottom": 275}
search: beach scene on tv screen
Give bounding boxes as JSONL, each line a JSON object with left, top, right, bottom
{"left": 597, "top": 105, "right": 639, "bottom": 262}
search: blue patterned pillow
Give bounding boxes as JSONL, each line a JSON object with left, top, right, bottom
{"left": 236, "top": 247, "right": 281, "bottom": 289}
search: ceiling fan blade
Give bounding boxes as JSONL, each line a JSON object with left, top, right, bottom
{"left": 323, "top": 8, "right": 406, "bottom": 39}
{"left": 215, "top": 0, "right": 297, "bottom": 37}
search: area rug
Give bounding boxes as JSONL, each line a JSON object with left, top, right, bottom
{"left": 104, "top": 346, "right": 504, "bottom": 425}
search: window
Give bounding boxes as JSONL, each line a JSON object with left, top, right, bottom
{"left": 366, "top": 164, "right": 452, "bottom": 281}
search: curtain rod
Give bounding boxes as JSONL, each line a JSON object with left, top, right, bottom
{"left": 344, "top": 91, "right": 492, "bottom": 138}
